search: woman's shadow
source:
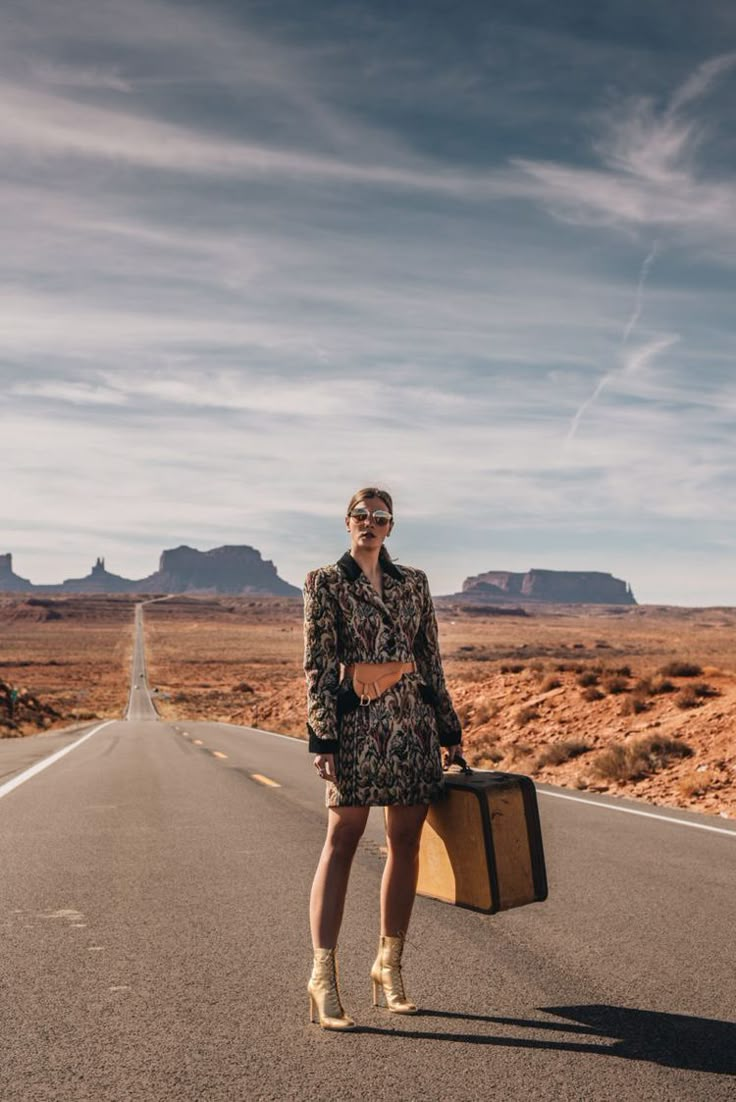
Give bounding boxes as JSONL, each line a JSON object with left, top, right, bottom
{"left": 359, "top": 1004, "right": 736, "bottom": 1075}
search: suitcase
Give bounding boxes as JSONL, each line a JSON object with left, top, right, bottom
{"left": 416, "top": 770, "right": 548, "bottom": 914}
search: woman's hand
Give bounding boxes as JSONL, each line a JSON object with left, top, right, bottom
{"left": 442, "top": 745, "right": 462, "bottom": 768}
{"left": 313, "top": 753, "right": 336, "bottom": 782}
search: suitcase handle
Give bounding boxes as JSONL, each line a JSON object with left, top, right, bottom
{"left": 442, "top": 750, "right": 473, "bottom": 774}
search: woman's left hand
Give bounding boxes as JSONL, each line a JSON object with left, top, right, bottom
{"left": 443, "top": 745, "right": 462, "bottom": 768}
{"left": 313, "top": 753, "right": 336, "bottom": 782}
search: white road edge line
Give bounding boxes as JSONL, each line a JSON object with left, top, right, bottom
{"left": 205, "top": 721, "right": 736, "bottom": 838}
{"left": 0, "top": 720, "right": 117, "bottom": 802}
{"left": 538, "top": 788, "right": 736, "bottom": 837}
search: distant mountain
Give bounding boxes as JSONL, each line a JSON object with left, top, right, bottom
{"left": 0, "top": 546, "right": 300, "bottom": 597}
{"left": 456, "top": 568, "right": 636, "bottom": 605}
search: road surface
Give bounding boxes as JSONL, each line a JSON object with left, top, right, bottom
{"left": 0, "top": 603, "right": 734, "bottom": 1101}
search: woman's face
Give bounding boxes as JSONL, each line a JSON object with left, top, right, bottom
{"left": 345, "top": 495, "right": 393, "bottom": 553}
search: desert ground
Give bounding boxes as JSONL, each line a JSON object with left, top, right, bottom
{"left": 0, "top": 595, "right": 134, "bottom": 733}
{"left": 1, "top": 593, "right": 734, "bottom": 818}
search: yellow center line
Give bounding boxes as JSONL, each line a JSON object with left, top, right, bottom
{"left": 212, "top": 751, "right": 228, "bottom": 760}
{"left": 251, "top": 773, "right": 281, "bottom": 788}
{"left": 193, "top": 739, "right": 203, "bottom": 746}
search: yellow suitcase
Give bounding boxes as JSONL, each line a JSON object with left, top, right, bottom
{"left": 417, "top": 769, "right": 548, "bottom": 914}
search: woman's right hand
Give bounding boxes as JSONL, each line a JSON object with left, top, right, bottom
{"left": 313, "top": 753, "right": 336, "bottom": 782}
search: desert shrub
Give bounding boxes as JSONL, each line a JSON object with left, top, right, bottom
{"left": 581, "top": 687, "right": 605, "bottom": 702}
{"left": 591, "top": 744, "right": 631, "bottom": 782}
{"left": 234, "top": 681, "right": 254, "bottom": 693}
{"left": 602, "top": 675, "right": 629, "bottom": 695}
{"left": 541, "top": 675, "right": 562, "bottom": 692}
{"left": 576, "top": 671, "right": 599, "bottom": 688}
{"left": 514, "top": 705, "right": 539, "bottom": 727}
{"left": 636, "top": 734, "right": 694, "bottom": 768}
{"left": 536, "top": 739, "right": 591, "bottom": 768}
{"left": 474, "top": 698, "right": 500, "bottom": 724}
{"left": 675, "top": 686, "right": 702, "bottom": 710}
{"left": 470, "top": 731, "right": 504, "bottom": 764}
{"left": 649, "top": 676, "right": 676, "bottom": 695}
{"left": 692, "top": 682, "right": 719, "bottom": 699}
{"left": 592, "top": 734, "right": 692, "bottom": 782}
{"left": 659, "top": 661, "right": 703, "bottom": 678}
{"left": 678, "top": 770, "right": 712, "bottom": 798}
{"left": 508, "top": 740, "right": 533, "bottom": 763}
{"left": 614, "top": 665, "right": 632, "bottom": 678}
{"left": 620, "top": 695, "right": 649, "bottom": 716}
{"left": 528, "top": 660, "right": 546, "bottom": 674}
{"left": 500, "top": 663, "right": 525, "bottom": 674}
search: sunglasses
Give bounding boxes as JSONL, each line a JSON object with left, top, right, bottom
{"left": 349, "top": 508, "right": 393, "bottom": 527}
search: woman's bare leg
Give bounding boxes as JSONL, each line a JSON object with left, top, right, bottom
{"left": 310, "top": 806, "right": 370, "bottom": 948}
{"left": 380, "top": 805, "right": 429, "bottom": 935}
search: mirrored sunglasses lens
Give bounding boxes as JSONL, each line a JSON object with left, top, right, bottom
{"left": 350, "top": 510, "right": 369, "bottom": 523}
{"left": 373, "top": 512, "right": 391, "bottom": 526}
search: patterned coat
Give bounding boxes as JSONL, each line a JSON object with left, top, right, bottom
{"left": 304, "top": 551, "right": 462, "bottom": 807}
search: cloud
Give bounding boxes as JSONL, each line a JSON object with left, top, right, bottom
{"left": 1, "top": 6, "right": 735, "bottom": 602}
{"left": 513, "top": 51, "right": 736, "bottom": 245}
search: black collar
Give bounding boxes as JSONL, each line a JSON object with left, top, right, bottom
{"left": 337, "top": 550, "right": 404, "bottom": 582}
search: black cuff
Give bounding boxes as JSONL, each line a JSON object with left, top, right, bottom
{"left": 307, "top": 724, "right": 339, "bottom": 754}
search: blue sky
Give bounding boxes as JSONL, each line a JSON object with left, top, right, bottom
{"left": 2, "top": 0, "right": 735, "bottom": 603}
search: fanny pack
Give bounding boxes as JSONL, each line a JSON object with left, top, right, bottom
{"left": 345, "top": 660, "right": 416, "bottom": 706}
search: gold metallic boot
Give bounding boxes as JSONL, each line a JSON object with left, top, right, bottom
{"left": 308, "top": 948, "right": 355, "bottom": 1031}
{"left": 370, "top": 934, "right": 418, "bottom": 1014}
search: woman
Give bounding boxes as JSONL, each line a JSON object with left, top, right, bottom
{"left": 304, "top": 487, "right": 462, "bottom": 1030}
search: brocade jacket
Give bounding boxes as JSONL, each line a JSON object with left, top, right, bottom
{"left": 304, "top": 551, "right": 462, "bottom": 754}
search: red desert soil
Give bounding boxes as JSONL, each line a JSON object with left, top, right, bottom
{"left": 2, "top": 594, "right": 734, "bottom": 819}
{"left": 143, "top": 595, "right": 736, "bottom": 820}
{"left": 0, "top": 596, "right": 135, "bottom": 734}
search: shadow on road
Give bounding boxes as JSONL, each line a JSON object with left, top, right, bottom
{"left": 353, "top": 1005, "right": 735, "bottom": 1075}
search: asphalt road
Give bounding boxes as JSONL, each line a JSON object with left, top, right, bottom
{"left": 1, "top": 606, "right": 734, "bottom": 1101}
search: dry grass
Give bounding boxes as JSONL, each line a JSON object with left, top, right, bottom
{"left": 678, "top": 770, "right": 713, "bottom": 798}
{"left": 619, "top": 695, "right": 649, "bottom": 715}
{"left": 536, "top": 739, "right": 591, "bottom": 768}
{"left": 592, "top": 734, "right": 693, "bottom": 782}
{"left": 471, "top": 730, "right": 504, "bottom": 765}
{"left": 514, "top": 704, "right": 540, "bottom": 727}
{"left": 576, "top": 671, "right": 600, "bottom": 687}
{"left": 581, "top": 686, "right": 605, "bottom": 702}
{"left": 659, "top": 661, "right": 703, "bottom": 678}
{"left": 540, "top": 675, "right": 562, "bottom": 692}
{"left": 601, "top": 674, "right": 629, "bottom": 694}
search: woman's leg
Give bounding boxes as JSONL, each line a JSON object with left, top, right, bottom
{"left": 309, "top": 806, "right": 370, "bottom": 948}
{"left": 380, "top": 804, "right": 429, "bottom": 935}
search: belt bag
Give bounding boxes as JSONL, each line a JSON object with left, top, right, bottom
{"left": 346, "top": 661, "right": 416, "bottom": 706}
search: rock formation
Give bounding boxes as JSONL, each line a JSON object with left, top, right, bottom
{"left": 134, "top": 545, "right": 300, "bottom": 596}
{"left": 0, "top": 546, "right": 300, "bottom": 596}
{"left": 459, "top": 569, "right": 636, "bottom": 605}
{"left": 62, "top": 557, "right": 135, "bottom": 593}
{"left": 0, "top": 554, "right": 33, "bottom": 592}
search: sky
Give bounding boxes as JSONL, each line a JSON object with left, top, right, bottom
{"left": 2, "top": 0, "right": 735, "bottom": 604}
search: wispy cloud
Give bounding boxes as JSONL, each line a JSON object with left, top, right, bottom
{"left": 1, "top": 4, "right": 735, "bottom": 601}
